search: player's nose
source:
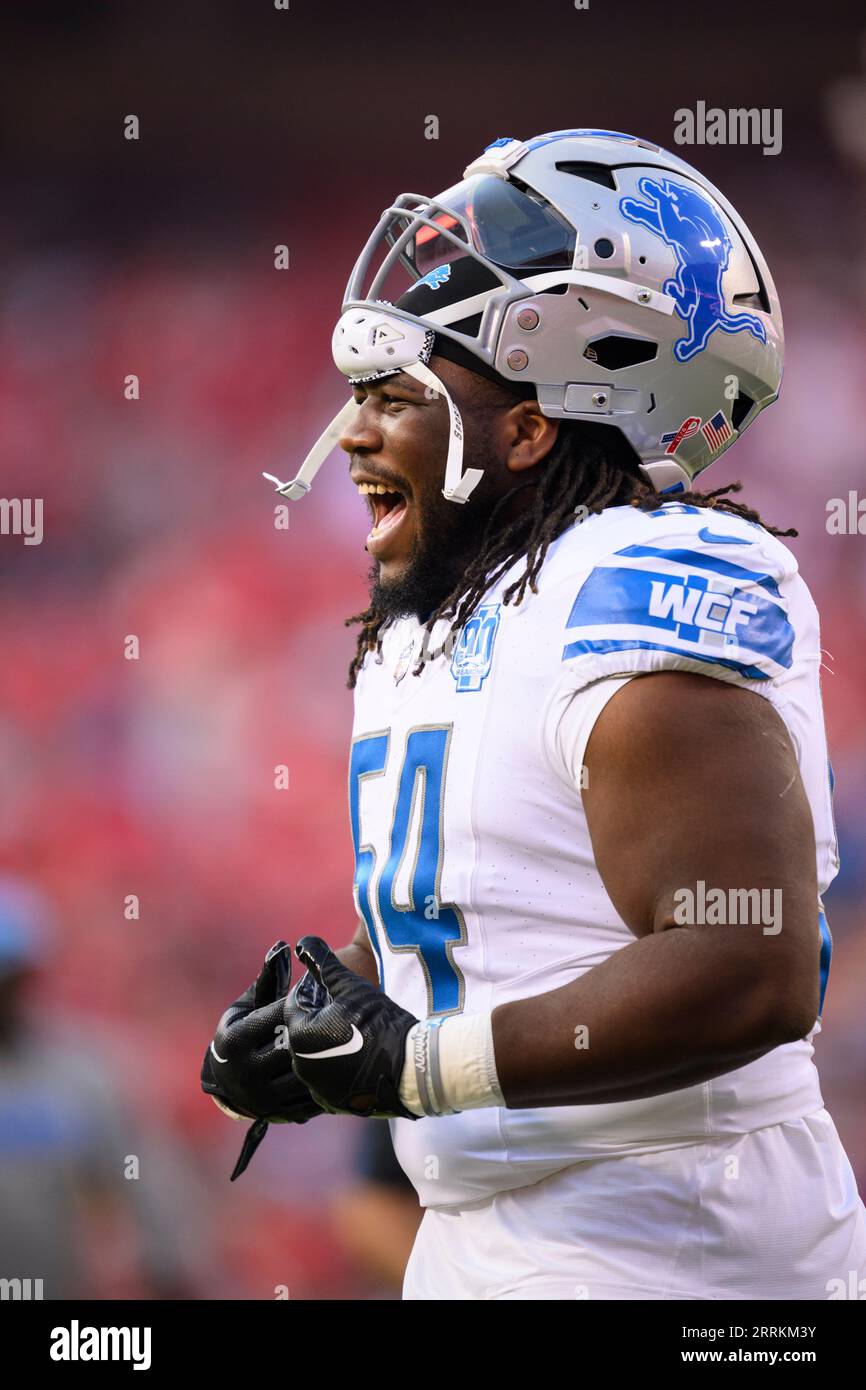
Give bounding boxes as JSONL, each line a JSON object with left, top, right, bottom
{"left": 338, "top": 400, "right": 383, "bottom": 456}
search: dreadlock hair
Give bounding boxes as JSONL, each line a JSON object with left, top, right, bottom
{"left": 345, "top": 419, "right": 796, "bottom": 689}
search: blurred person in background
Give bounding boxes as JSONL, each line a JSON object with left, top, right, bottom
{"left": 330, "top": 1123, "right": 421, "bottom": 1298}
{"left": 0, "top": 873, "right": 206, "bottom": 1300}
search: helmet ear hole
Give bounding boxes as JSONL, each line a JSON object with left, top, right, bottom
{"left": 584, "top": 335, "right": 658, "bottom": 370}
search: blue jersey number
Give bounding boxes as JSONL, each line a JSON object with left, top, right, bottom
{"left": 350, "top": 726, "right": 466, "bottom": 1015}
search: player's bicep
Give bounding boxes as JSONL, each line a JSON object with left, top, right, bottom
{"left": 582, "top": 672, "right": 818, "bottom": 980}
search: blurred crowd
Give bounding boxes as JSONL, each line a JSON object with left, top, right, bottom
{"left": 0, "top": 247, "right": 428, "bottom": 1297}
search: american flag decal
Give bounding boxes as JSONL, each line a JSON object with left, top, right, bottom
{"left": 701, "top": 410, "right": 733, "bottom": 453}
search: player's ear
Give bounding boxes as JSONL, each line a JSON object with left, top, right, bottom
{"left": 505, "top": 400, "right": 559, "bottom": 474}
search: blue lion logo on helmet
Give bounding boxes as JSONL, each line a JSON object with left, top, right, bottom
{"left": 619, "top": 176, "right": 767, "bottom": 363}
{"left": 411, "top": 263, "right": 452, "bottom": 292}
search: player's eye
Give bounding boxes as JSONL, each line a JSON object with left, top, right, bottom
{"left": 351, "top": 388, "right": 409, "bottom": 411}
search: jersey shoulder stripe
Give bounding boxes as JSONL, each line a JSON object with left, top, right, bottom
{"left": 542, "top": 503, "right": 801, "bottom": 688}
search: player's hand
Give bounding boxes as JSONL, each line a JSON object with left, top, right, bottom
{"left": 285, "top": 936, "right": 420, "bottom": 1121}
{"left": 201, "top": 940, "right": 323, "bottom": 1179}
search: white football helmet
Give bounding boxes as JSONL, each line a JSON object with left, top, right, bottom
{"left": 264, "top": 128, "right": 783, "bottom": 504}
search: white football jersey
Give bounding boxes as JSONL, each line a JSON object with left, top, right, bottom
{"left": 349, "top": 501, "right": 837, "bottom": 1207}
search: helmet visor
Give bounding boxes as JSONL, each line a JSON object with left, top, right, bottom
{"left": 347, "top": 175, "right": 576, "bottom": 309}
{"left": 411, "top": 174, "right": 575, "bottom": 275}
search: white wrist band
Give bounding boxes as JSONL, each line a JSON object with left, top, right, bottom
{"left": 400, "top": 1012, "right": 505, "bottom": 1117}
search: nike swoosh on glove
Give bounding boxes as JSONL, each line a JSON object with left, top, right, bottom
{"left": 285, "top": 936, "right": 420, "bottom": 1121}
{"left": 201, "top": 940, "right": 323, "bottom": 1179}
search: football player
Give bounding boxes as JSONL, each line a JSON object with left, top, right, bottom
{"left": 203, "top": 130, "right": 866, "bottom": 1299}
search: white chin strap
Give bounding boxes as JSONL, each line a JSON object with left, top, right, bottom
{"left": 263, "top": 399, "right": 358, "bottom": 502}
{"left": 403, "top": 361, "right": 483, "bottom": 503}
{"left": 263, "top": 310, "right": 485, "bottom": 505}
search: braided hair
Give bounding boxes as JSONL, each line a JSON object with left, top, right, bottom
{"left": 346, "top": 421, "right": 795, "bottom": 689}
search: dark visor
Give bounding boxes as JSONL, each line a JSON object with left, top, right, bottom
{"left": 395, "top": 174, "right": 576, "bottom": 277}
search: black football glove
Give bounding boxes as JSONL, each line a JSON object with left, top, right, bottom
{"left": 201, "top": 940, "right": 323, "bottom": 1179}
{"left": 285, "top": 936, "right": 420, "bottom": 1121}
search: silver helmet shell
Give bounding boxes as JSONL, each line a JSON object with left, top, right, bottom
{"left": 265, "top": 129, "right": 782, "bottom": 503}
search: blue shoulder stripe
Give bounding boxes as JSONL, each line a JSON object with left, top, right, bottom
{"left": 615, "top": 544, "right": 782, "bottom": 598}
{"left": 560, "top": 636, "right": 770, "bottom": 681}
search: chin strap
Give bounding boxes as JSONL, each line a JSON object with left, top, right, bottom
{"left": 263, "top": 399, "right": 358, "bottom": 501}
{"left": 401, "top": 361, "right": 483, "bottom": 503}
{"left": 262, "top": 362, "right": 484, "bottom": 506}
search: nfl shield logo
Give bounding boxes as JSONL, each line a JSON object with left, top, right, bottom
{"left": 450, "top": 604, "right": 501, "bottom": 692}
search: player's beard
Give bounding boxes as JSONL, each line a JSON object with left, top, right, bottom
{"left": 367, "top": 434, "right": 507, "bottom": 623}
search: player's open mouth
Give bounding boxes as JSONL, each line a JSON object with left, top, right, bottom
{"left": 356, "top": 480, "right": 410, "bottom": 557}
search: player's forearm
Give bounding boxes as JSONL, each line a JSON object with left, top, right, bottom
{"left": 491, "top": 923, "right": 814, "bottom": 1109}
{"left": 336, "top": 939, "right": 380, "bottom": 986}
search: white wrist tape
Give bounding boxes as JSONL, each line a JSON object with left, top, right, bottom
{"left": 399, "top": 1012, "right": 504, "bottom": 1117}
